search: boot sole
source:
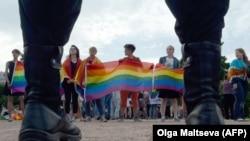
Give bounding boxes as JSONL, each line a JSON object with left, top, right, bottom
{"left": 19, "top": 129, "right": 82, "bottom": 141}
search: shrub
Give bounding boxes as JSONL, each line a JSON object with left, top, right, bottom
{"left": 0, "top": 83, "right": 20, "bottom": 109}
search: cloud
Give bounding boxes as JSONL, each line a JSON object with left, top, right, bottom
{"left": 0, "top": 1, "right": 20, "bottom": 33}
{"left": 64, "top": 0, "right": 180, "bottom": 63}
{"left": 0, "top": 32, "right": 23, "bottom": 71}
{"left": 0, "top": 0, "right": 249, "bottom": 71}
{"left": 73, "top": 0, "right": 176, "bottom": 46}
{"left": 224, "top": 1, "right": 250, "bottom": 37}
{"left": 222, "top": 0, "right": 250, "bottom": 63}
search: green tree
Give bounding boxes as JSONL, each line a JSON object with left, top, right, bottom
{"left": 179, "top": 56, "right": 229, "bottom": 80}
{"left": 220, "top": 56, "right": 230, "bottom": 80}
{"left": 0, "top": 83, "right": 20, "bottom": 109}
{"left": 0, "top": 83, "right": 7, "bottom": 112}
{"left": 20, "top": 53, "right": 24, "bottom": 61}
{"left": 179, "top": 56, "right": 250, "bottom": 117}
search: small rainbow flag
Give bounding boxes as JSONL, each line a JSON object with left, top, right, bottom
{"left": 154, "top": 63, "right": 184, "bottom": 93}
{"left": 85, "top": 60, "right": 154, "bottom": 101}
{"left": 149, "top": 89, "right": 159, "bottom": 99}
{"left": 11, "top": 61, "right": 26, "bottom": 94}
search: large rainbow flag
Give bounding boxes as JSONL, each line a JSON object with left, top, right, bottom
{"left": 85, "top": 60, "right": 154, "bottom": 101}
{"left": 154, "top": 63, "right": 184, "bottom": 93}
{"left": 11, "top": 61, "right": 26, "bottom": 94}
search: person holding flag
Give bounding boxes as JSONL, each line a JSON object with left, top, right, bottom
{"left": 118, "top": 44, "right": 142, "bottom": 122}
{"left": 3, "top": 49, "right": 25, "bottom": 122}
{"left": 75, "top": 46, "right": 107, "bottom": 122}
{"left": 61, "top": 45, "right": 82, "bottom": 122}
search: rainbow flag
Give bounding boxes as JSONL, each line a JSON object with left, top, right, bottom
{"left": 60, "top": 68, "right": 85, "bottom": 99}
{"left": 154, "top": 63, "right": 184, "bottom": 93}
{"left": 85, "top": 60, "right": 154, "bottom": 101}
{"left": 59, "top": 69, "right": 65, "bottom": 95}
{"left": 149, "top": 89, "right": 159, "bottom": 99}
{"left": 11, "top": 61, "right": 26, "bottom": 94}
{"left": 75, "top": 84, "right": 84, "bottom": 99}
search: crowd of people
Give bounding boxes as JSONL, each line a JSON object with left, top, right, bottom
{"left": 3, "top": 46, "right": 248, "bottom": 123}
{"left": 1, "top": 0, "right": 250, "bottom": 140}
{"left": 59, "top": 44, "right": 186, "bottom": 123}
{"left": 1, "top": 46, "right": 250, "bottom": 123}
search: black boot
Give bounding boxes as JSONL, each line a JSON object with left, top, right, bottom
{"left": 182, "top": 41, "right": 224, "bottom": 125}
{"left": 19, "top": 45, "right": 82, "bottom": 141}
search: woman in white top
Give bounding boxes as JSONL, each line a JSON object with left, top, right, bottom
{"left": 158, "top": 45, "right": 180, "bottom": 122}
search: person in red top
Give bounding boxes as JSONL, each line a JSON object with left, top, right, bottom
{"left": 62, "top": 45, "right": 82, "bottom": 122}
{"left": 118, "top": 44, "right": 141, "bottom": 122}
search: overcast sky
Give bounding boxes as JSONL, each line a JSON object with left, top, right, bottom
{"left": 0, "top": 0, "right": 250, "bottom": 71}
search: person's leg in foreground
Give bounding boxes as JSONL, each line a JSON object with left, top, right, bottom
{"left": 165, "top": 0, "right": 229, "bottom": 124}
{"left": 18, "top": 0, "right": 82, "bottom": 140}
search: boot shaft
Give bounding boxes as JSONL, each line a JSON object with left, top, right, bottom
{"left": 24, "top": 45, "right": 63, "bottom": 112}
{"left": 182, "top": 41, "right": 222, "bottom": 113}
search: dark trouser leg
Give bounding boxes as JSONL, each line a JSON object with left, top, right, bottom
{"left": 234, "top": 80, "right": 248, "bottom": 119}
{"left": 95, "top": 99, "right": 104, "bottom": 116}
{"left": 229, "top": 95, "right": 235, "bottom": 119}
{"left": 18, "top": 0, "right": 82, "bottom": 140}
{"left": 19, "top": 45, "right": 82, "bottom": 141}
{"left": 64, "top": 86, "right": 72, "bottom": 114}
{"left": 182, "top": 42, "right": 224, "bottom": 124}
{"left": 224, "top": 94, "right": 235, "bottom": 119}
{"left": 72, "top": 91, "right": 79, "bottom": 114}
{"left": 242, "top": 80, "right": 248, "bottom": 119}
{"left": 18, "top": 0, "right": 82, "bottom": 46}
{"left": 165, "top": 0, "right": 229, "bottom": 44}
{"left": 165, "top": 105, "right": 170, "bottom": 118}
{"left": 224, "top": 95, "right": 230, "bottom": 119}
{"left": 234, "top": 81, "right": 244, "bottom": 119}
{"left": 165, "top": 0, "right": 229, "bottom": 124}
{"left": 23, "top": 46, "right": 63, "bottom": 112}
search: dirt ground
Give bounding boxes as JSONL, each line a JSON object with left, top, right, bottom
{"left": 0, "top": 119, "right": 249, "bottom": 141}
